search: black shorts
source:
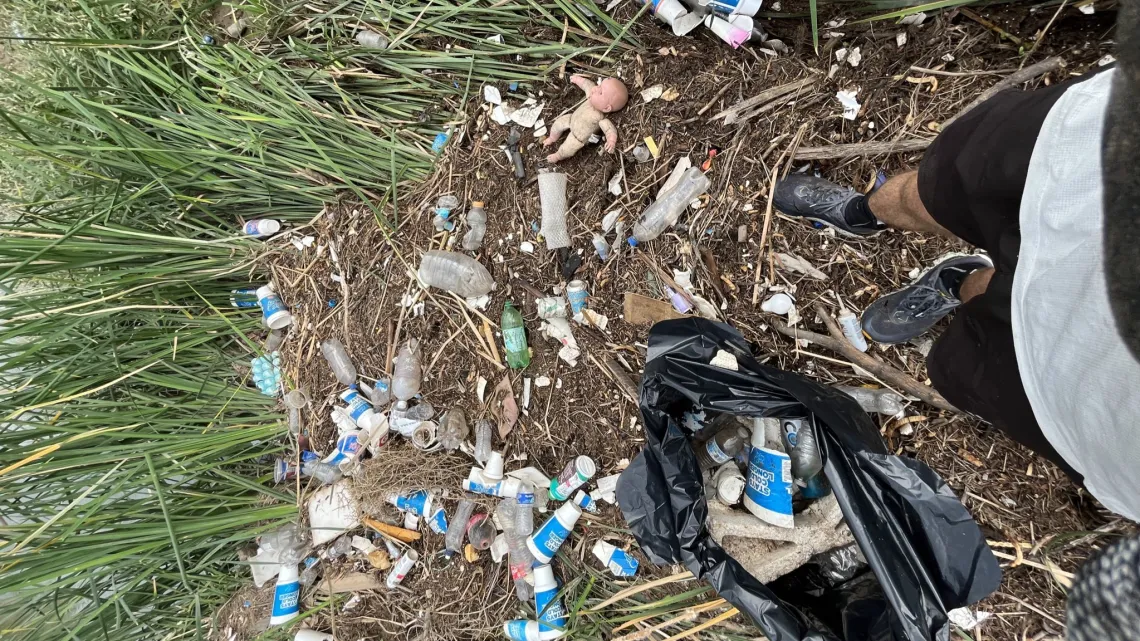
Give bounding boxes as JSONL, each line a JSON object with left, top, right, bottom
{"left": 917, "top": 68, "right": 1110, "bottom": 481}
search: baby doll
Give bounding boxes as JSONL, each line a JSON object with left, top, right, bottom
{"left": 544, "top": 75, "right": 629, "bottom": 163}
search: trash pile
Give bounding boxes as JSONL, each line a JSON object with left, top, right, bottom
{"left": 235, "top": 258, "right": 637, "bottom": 640}
{"left": 636, "top": 0, "right": 779, "bottom": 50}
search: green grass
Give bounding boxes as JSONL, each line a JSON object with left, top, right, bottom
{"left": 0, "top": 1, "right": 628, "bottom": 640}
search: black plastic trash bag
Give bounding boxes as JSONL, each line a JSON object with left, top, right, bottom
{"left": 618, "top": 319, "right": 1001, "bottom": 641}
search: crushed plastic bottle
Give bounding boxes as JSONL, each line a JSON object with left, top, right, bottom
{"left": 368, "top": 377, "right": 392, "bottom": 406}
{"left": 433, "top": 194, "right": 459, "bottom": 232}
{"left": 462, "top": 201, "right": 487, "bottom": 251}
{"left": 467, "top": 512, "right": 496, "bottom": 550}
{"left": 629, "top": 167, "right": 710, "bottom": 245}
{"left": 260, "top": 524, "right": 310, "bottom": 565}
{"left": 320, "top": 339, "right": 357, "bottom": 386}
{"left": 473, "top": 419, "right": 493, "bottom": 464}
{"left": 438, "top": 407, "right": 469, "bottom": 451}
{"left": 780, "top": 418, "right": 823, "bottom": 481}
{"left": 834, "top": 385, "right": 905, "bottom": 416}
{"left": 445, "top": 499, "right": 476, "bottom": 555}
{"left": 392, "top": 339, "right": 422, "bottom": 405}
{"left": 418, "top": 250, "right": 494, "bottom": 298}
{"left": 406, "top": 401, "right": 435, "bottom": 421}
{"left": 695, "top": 425, "right": 750, "bottom": 470}
{"left": 307, "top": 461, "right": 344, "bottom": 485}
{"left": 498, "top": 499, "right": 536, "bottom": 602}
{"left": 355, "top": 30, "right": 389, "bottom": 49}
{"left": 502, "top": 301, "right": 531, "bottom": 369}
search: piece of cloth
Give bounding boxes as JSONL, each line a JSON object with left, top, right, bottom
{"left": 1012, "top": 69, "right": 1140, "bottom": 522}
{"left": 916, "top": 69, "right": 1111, "bottom": 480}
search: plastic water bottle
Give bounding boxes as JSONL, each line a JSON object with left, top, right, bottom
{"left": 445, "top": 499, "right": 476, "bottom": 555}
{"left": 502, "top": 301, "right": 531, "bottom": 368}
{"left": 591, "top": 233, "right": 610, "bottom": 261}
{"left": 515, "top": 482, "right": 535, "bottom": 535}
{"left": 392, "top": 339, "right": 422, "bottom": 405}
{"left": 780, "top": 418, "right": 823, "bottom": 481}
{"left": 418, "top": 250, "right": 494, "bottom": 298}
{"left": 527, "top": 501, "right": 582, "bottom": 564}
{"left": 534, "top": 564, "right": 568, "bottom": 634}
{"left": 497, "top": 499, "right": 536, "bottom": 601}
{"left": 438, "top": 407, "right": 469, "bottom": 451}
{"left": 695, "top": 425, "right": 750, "bottom": 470}
{"left": 835, "top": 385, "right": 904, "bottom": 416}
{"left": 629, "top": 167, "right": 710, "bottom": 245}
{"left": 368, "top": 377, "right": 392, "bottom": 406}
{"left": 462, "top": 201, "right": 487, "bottom": 251}
{"left": 837, "top": 308, "right": 868, "bottom": 352}
{"left": 243, "top": 219, "right": 281, "bottom": 237}
{"left": 320, "top": 339, "right": 357, "bottom": 386}
{"left": 356, "top": 30, "right": 389, "bottom": 49}
{"left": 467, "top": 512, "right": 496, "bottom": 550}
{"left": 473, "top": 419, "right": 493, "bottom": 464}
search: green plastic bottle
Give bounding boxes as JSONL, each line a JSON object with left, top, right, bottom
{"left": 501, "top": 301, "right": 530, "bottom": 369}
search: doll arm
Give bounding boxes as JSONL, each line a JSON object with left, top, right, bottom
{"left": 599, "top": 118, "right": 618, "bottom": 152}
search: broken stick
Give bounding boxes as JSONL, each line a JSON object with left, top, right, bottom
{"left": 771, "top": 303, "right": 957, "bottom": 413}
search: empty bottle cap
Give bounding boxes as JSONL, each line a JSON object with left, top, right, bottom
{"left": 472, "top": 200, "right": 485, "bottom": 207}
{"left": 483, "top": 451, "right": 505, "bottom": 481}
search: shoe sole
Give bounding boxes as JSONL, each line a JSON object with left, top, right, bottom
{"left": 775, "top": 209, "right": 883, "bottom": 240}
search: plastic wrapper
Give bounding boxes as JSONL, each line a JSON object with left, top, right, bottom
{"left": 617, "top": 319, "right": 1001, "bottom": 641}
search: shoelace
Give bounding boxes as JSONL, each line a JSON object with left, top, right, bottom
{"left": 799, "top": 184, "right": 857, "bottom": 215}
{"left": 893, "top": 284, "right": 953, "bottom": 319}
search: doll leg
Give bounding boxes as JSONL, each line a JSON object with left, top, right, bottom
{"left": 547, "top": 134, "right": 585, "bottom": 163}
{"left": 543, "top": 115, "right": 572, "bottom": 147}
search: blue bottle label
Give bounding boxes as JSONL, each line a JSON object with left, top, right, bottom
{"left": 605, "top": 549, "right": 639, "bottom": 577}
{"left": 705, "top": 439, "right": 731, "bottom": 465}
{"left": 503, "top": 620, "right": 530, "bottom": 641}
{"left": 503, "top": 326, "right": 527, "bottom": 354}
{"left": 530, "top": 517, "right": 571, "bottom": 561}
{"left": 270, "top": 580, "right": 300, "bottom": 620}
{"left": 429, "top": 508, "right": 448, "bottom": 534}
{"left": 463, "top": 479, "right": 502, "bottom": 496}
{"left": 536, "top": 586, "right": 568, "bottom": 629}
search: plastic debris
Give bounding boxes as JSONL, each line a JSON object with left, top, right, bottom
{"left": 835, "top": 385, "right": 905, "bottom": 416}
{"left": 320, "top": 339, "right": 357, "bottom": 386}
{"left": 836, "top": 308, "right": 869, "bottom": 352}
{"left": 257, "top": 285, "right": 293, "bottom": 329}
{"left": 607, "top": 169, "right": 624, "bottom": 196}
{"left": 657, "top": 156, "right": 693, "bottom": 198}
{"left": 775, "top": 252, "right": 829, "bottom": 280}
{"left": 385, "top": 549, "right": 419, "bottom": 588}
{"left": 601, "top": 209, "right": 621, "bottom": 232}
{"left": 251, "top": 352, "right": 283, "bottom": 396}
{"left": 641, "top": 84, "right": 665, "bottom": 103}
{"left": 899, "top": 11, "right": 927, "bottom": 25}
{"left": 549, "top": 455, "right": 596, "bottom": 500}
{"left": 538, "top": 171, "right": 570, "bottom": 249}
{"left": 836, "top": 90, "right": 861, "bottom": 121}
{"left": 356, "top": 30, "right": 389, "bottom": 49}
{"left": 761, "top": 293, "right": 795, "bottom": 315}
{"left": 484, "top": 85, "right": 503, "bottom": 105}
{"left": 243, "top": 219, "right": 281, "bottom": 237}
{"left": 309, "top": 480, "right": 360, "bottom": 546}
{"left": 432, "top": 131, "right": 449, "bottom": 154}
{"left": 630, "top": 168, "right": 709, "bottom": 245}
{"left": 744, "top": 418, "right": 794, "bottom": 528}
{"left": 592, "top": 541, "right": 639, "bottom": 577}
{"left": 418, "top": 250, "right": 495, "bottom": 297}
{"left": 510, "top": 102, "right": 544, "bottom": 128}
{"left": 527, "top": 501, "right": 582, "bottom": 564}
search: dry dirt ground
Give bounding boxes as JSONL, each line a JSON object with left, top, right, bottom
{"left": 221, "top": 4, "right": 1136, "bottom": 641}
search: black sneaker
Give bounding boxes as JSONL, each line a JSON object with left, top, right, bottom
{"left": 773, "top": 175, "right": 883, "bottom": 237}
{"left": 861, "top": 254, "right": 994, "bottom": 344}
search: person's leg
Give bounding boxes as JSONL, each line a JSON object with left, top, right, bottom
{"left": 958, "top": 267, "right": 994, "bottom": 303}
{"left": 866, "top": 170, "right": 956, "bottom": 239}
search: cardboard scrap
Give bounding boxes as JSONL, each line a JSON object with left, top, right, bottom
{"left": 623, "top": 292, "right": 685, "bottom": 325}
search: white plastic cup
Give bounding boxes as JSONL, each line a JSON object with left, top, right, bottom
{"left": 243, "top": 219, "right": 282, "bottom": 237}
{"left": 402, "top": 511, "right": 419, "bottom": 531}
{"left": 269, "top": 563, "right": 301, "bottom": 625}
{"left": 713, "top": 463, "right": 746, "bottom": 505}
{"left": 743, "top": 419, "right": 794, "bottom": 528}
{"left": 339, "top": 388, "right": 381, "bottom": 431}
{"left": 483, "top": 451, "right": 505, "bottom": 481}
{"left": 257, "top": 285, "right": 293, "bottom": 330}
{"left": 463, "top": 470, "right": 524, "bottom": 498}
{"left": 388, "top": 489, "right": 433, "bottom": 517}
{"left": 701, "top": 0, "right": 762, "bottom": 17}
{"left": 646, "top": 0, "right": 687, "bottom": 24}
{"left": 295, "top": 630, "right": 336, "bottom": 641}
{"left": 527, "top": 501, "right": 582, "bottom": 564}
{"left": 385, "top": 549, "right": 419, "bottom": 589}
{"left": 592, "top": 540, "right": 640, "bottom": 577}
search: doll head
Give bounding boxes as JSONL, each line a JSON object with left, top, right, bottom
{"left": 589, "top": 78, "right": 629, "bottom": 114}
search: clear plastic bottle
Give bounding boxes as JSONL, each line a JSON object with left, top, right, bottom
{"left": 498, "top": 500, "right": 536, "bottom": 601}
{"left": 591, "top": 233, "right": 610, "bottom": 261}
{"left": 445, "top": 499, "right": 476, "bottom": 555}
{"left": 418, "top": 250, "right": 494, "bottom": 298}
{"left": 392, "top": 339, "right": 422, "bottom": 405}
{"left": 307, "top": 461, "right": 343, "bottom": 485}
{"left": 473, "top": 419, "right": 493, "bottom": 464}
{"left": 780, "top": 418, "right": 823, "bottom": 481}
{"left": 834, "top": 385, "right": 904, "bottom": 416}
{"left": 327, "top": 536, "right": 352, "bottom": 559}
{"left": 467, "top": 513, "right": 495, "bottom": 550}
{"left": 406, "top": 401, "right": 435, "bottom": 421}
{"left": 355, "top": 30, "right": 389, "bottom": 49}
{"left": 502, "top": 301, "right": 530, "bottom": 369}
{"left": 515, "top": 481, "right": 535, "bottom": 536}
{"left": 629, "top": 167, "right": 710, "bottom": 245}
{"left": 265, "top": 329, "right": 285, "bottom": 352}
{"left": 320, "top": 339, "right": 357, "bottom": 386}
{"left": 438, "top": 407, "right": 469, "bottom": 451}
{"left": 462, "top": 201, "right": 487, "bottom": 251}
{"left": 695, "top": 425, "right": 750, "bottom": 470}
{"left": 368, "top": 377, "right": 391, "bottom": 406}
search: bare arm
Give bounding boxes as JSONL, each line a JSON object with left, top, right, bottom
{"left": 599, "top": 118, "right": 618, "bottom": 152}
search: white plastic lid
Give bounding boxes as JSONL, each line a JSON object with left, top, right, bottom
{"left": 483, "top": 451, "right": 505, "bottom": 481}
{"left": 575, "top": 455, "right": 596, "bottom": 478}
{"left": 262, "top": 219, "right": 282, "bottom": 234}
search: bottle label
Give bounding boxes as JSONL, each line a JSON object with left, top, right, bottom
{"left": 573, "top": 492, "right": 596, "bottom": 513}
{"left": 463, "top": 478, "right": 503, "bottom": 497}
{"left": 503, "top": 327, "right": 527, "bottom": 354}
{"left": 604, "top": 549, "right": 640, "bottom": 577}
{"left": 566, "top": 287, "right": 589, "bottom": 314}
{"left": 517, "top": 489, "right": 535, "bottom": 505}
{"left": 229, "top": 297, "right": 259, "bottom": 309}
{"left": 536, "top": 586, "right": 568, "bottom": 628}
{"left": 530, "top": 517, "right": 571, "bottom": 561}
{"left": 269, "top": 579, "right": 300, "bottom": 622}
{"left": 704, "top": 439, "right": 731, "bottom": 465}
{"left": 260, "top": 293, "right": 286, "bottom": 318}
{"left": 782, "top": 419, "right": 801, "bottom": 448}
{"left": 243, "top": 220, "right": 264, "bottom": 236}
{"left": 744, "top": 446, "right": 794, "bottom": 528}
